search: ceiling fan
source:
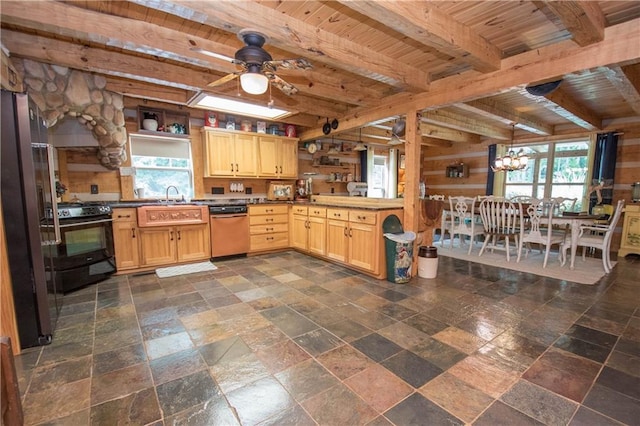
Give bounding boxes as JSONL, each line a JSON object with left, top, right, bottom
{"left": 192, "top": 29, "right": 312, "bottom": 96}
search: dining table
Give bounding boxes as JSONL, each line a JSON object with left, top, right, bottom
{"left": 440, "top": 203, "right": 602, "bottom": 270}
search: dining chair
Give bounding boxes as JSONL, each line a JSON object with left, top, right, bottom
{"left": 562, "top": 199, "right": 625, "bottom": 273}
{"left": 553, "top": 197, "right": 577, "bottom": 213}
{"left": 509, "top": 195, "right": 532, "bottom": 204}
{"left": 478, "top": 197, "right": 523, "bottom": 261}
{"left": 517, "top": 198, "right": 566, "bottom": 267}
{"left": 448, "top": 196, "right": 484, "bottom": 254}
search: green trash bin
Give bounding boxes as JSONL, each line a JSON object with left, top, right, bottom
{"left": 382, "top": 215, "right": 416, "bottom": 283}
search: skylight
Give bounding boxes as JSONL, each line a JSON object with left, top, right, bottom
{"left": 189, "top": 93, "right": 292, "bottom": 120}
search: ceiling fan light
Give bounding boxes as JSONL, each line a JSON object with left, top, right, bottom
{"left": 240, "top": 72, "right": 269, "bottom": 95}
{"left": 388, "top": 134, "right": 403, "bottom": 145}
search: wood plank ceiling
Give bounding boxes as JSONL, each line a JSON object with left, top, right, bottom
{"left": 1, "top": 0, "right": 640, "bottom": 147}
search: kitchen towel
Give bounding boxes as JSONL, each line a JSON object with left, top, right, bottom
{"left": 156, "top": 261, "right": 217, "bottom": 278}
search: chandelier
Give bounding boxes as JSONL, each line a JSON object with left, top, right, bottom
{"left": 491, "top": 124, "right": 529, "bottom": 172}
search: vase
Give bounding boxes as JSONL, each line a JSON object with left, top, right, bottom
{"left": 142, "top": 118, "right": 158, "bottom": 131}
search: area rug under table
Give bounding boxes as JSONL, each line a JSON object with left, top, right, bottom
{"left": 155, "top": 261, "right": 217, "bottom": 278}
{"left": 433, "top": 240, "right": 612, "bottom": 285}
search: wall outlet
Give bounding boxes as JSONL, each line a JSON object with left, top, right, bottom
{"left": 245, "top": 187, "right": 252, "bottom": 194}
{"left": 90, "top": 184, "right": 99, "bottom": 194}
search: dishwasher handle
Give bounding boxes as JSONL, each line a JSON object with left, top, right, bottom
{"left": 210, "top": 214, "right": 248, "bottom": 219}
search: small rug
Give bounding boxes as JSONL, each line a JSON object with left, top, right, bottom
{"left": 156, "top": 261, "right": 217, "bottom": 278}
{"left": 433, "top": 239, "right": 611, "bottom": 285}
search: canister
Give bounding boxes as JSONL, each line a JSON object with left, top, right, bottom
{"left": 241, "top": 120, "right": 252, "bottom": 132}
{"left": 418, "top": 246, "right": 438, "bottom": 278}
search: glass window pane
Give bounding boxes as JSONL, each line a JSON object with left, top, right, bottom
{"left": 551, "top": 185, "right": 584, "bottom": 211}
{"left": 505, "top": 185, "right": 532, "bottom": 199}
{"left": 555, "top": 141, "right": 589, "bottom": 152}
{"left": 135, "top": 169, "right": 193, "bottom": 197}
{"left": 552, "top": 156, "right": 588, "bottom": 183}
{"left": 506, "top": 163, "right": 534, "bottom": 183}
{"left": 538, "top": 158, "right": 547, "bottom": 183}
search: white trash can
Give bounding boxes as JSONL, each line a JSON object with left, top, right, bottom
{"left": 418, "top": 246, "right": 438, "bottom": 278}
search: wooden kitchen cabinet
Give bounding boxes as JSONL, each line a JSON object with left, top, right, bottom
{"left": 290, "top": 205, "right": 326, "bottom": 255}
{"left": 112, "top": 208, "right": 140, "bottom": 270}
{"left": 249, "top": 204, "right": 289, "bottom": 252}
{"left": 139, "top": 223, "right": 210, "bottom": 267}
{"left": 258, "top": 136, "right": 298, "bottom": 179}
{"left": 204, "top": 129, "right": 258, "bottom": 177}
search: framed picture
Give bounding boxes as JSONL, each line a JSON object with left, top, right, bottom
{"left": 399, "top": 154, "right": 406, "bottom": 169}
{"left": 257, "top": 121, "right": 266, "bottom": 133}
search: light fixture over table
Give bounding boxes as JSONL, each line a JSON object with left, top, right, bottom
{"left": 491, "top": 124, "right": 529, "bottom": 172}
{"left": 354, "top": 128, "right": 367, "bottom": 151}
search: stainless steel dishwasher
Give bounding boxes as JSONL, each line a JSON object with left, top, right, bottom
{"left": 209, "top": 204, "right": 250, "bottom": 258}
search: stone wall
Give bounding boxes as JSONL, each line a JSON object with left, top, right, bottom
{"left": 13, "top": 59, "right": 126, "bottom": 169}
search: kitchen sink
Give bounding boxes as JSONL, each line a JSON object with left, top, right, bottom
{"left": 137, "top": 204, "right": 208, "bottom": 227}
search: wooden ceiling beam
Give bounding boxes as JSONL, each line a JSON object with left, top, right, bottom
{"left": 455, "top": 99, "right": 554, "bottom": 136}
{"left": 599, "top": 64, "right": 640, "bottom": 116}
{"left": 420, "top": 110, "right": 512, "bottom": 140}
{"left": 534, "top": 1, "right": 605, "bottom": 47}
{"left": 421, "top": 137, "right": 453, "bottom": 148}
{"left": 133, "top": 0, "right": 431, "bottom": 91}
{"left": 420, "top": 124, "right": 482, "bottom": 144}
{"left": 106, "top": 77, "right": 192, "bottom": 105}
{"left": 339, "top": 1, "right": 502, "bottom": 73}
{"left": 0, "top": 0, "right": 380, "bottom": 107}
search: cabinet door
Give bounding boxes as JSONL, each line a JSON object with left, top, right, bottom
{"left": 290, "top": 214, "right": 309, "bottom": 251}
{"left": 307, "top": 216, "right": 326, "bottom": 256}
{"left": 279, "top": 138, "right": 298, "bottom": 178}
{"left": 234, "top": 133, "right": 258, "bottom": 176}
{"left": 348, "top": 222, "right": 377, "bottom": 272}
{"left": 205, "top": 131, "right": 235, "bottom": 176}
{"left": 257, "top": 136, "right": 279, "bottom": 177}
{"left": 177, "top": 224, "right": 211, "bottom": 262}
{"left": 326, "top": 219, "right": 348, "bottom": 262}
{"left": 112, "top": 220, "right": 139, "bottom": 270}
{"left": 139, "top": 227, "right": 175, "bottom": 266}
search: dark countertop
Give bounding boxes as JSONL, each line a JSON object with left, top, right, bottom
{"left": 109, "top": 199, "right": 402, "bottom": 211}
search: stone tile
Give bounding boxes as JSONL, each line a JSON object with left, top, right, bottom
{"left": 324, "top": 319, "right": 372, "bottom": 342}
{"left": 301, "top": 383, "right": 378, "bottom": 425}
{"left": 384, "top": 392, "right": 464, "bottom": 426}
{"left": 569, "top": 406, "right": 626, "bottom": 426}
{"left": 351, "top": 310, "right": 397, "bottom": 330}
{"left": 381, "top": 350, "right": 442, "bottom": 388}
{"left": 156, "top": 370, "right": 221, "bottom": 417}
{"left": 352, "top": 333, "right": 403, "bottom": 362}
{"left": 553, "top": 335, "right": 612, "bottom": 363}
{"left": 474, "top": 400, "right": 543, "bottom": 425}
{"left": 226, "top": 376, "right": 296, "bottom": 425}
{"left": 582, "top": 383, "right": 640, "bottom": 425}
{"left": 447, "top": 354, "right": 519, "bottom": 398}
{"left": 410, "top": 337, "right": 467, "bottom": 371}
{"left": 241, "top": 325, "right": 289, "bottom": 351}
{"left": 275, "top": 359, "right": 339, "bottom": 402}
{"left": 145, "top": 331, "right": 194, "bottom": 360}
{"left": 596, "top": 366, "right": 640, "bottom": 400}
{"left": 377, "top": 321, "right": 431, "bottom": 349}
{"left": 255, "top": 339, "right": 311, "bottom": 374}
{"left": 293, "top": 328, "right": 343, "bottom": 356}
{"left": 419, "top": 372, "right": 494, "bottom": 423}
{"left": 605, "top": 350, "right": 640, "bottom": 378}
{"left": 500, "top": 379, "right": 578, "bottom": 425}
{"left": 149, "top": 348, "right": 208, "bottom": 385}
{"left": 316, "top": 344, "right": 376, "bottom": 380}
{"left": 91, "top": 363, "right": 153, "bottom": 406}
{"left": 433, "top": 326, "right": 487, "bottom": 354}
{"left": 210, "top": 351, "right": 271, "bottom": 393}
{"left": 260, "top": 305, "right": 319, "bottom": 337}
{"left": 22, "top": 378, "right": 91, "bottom": 425}
{"left": 344, "top": 363, "right": 413, "bottom": 412}
{"left": 140, "top": 316, "right": 186, "bottom": 340}
{"left": 28, "top": 356, "right": 92, "bottom": 394}
{"left": 90, "top": 387, "right": 161, "bottom": 425}
{"left": 256, "top": 403, "right": 316, "bottom": 426}
{"left": 93, "top": 343, "right": 147, "bottom": 376}
{"left": 164, "top": 396, "right": 240, "bottom": 426}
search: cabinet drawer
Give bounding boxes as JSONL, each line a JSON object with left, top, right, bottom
{"left": 250, "top": 222, "right": 288, "bottom": 235}
{"left": 291, "top": 205, "right": 308, "bottom": 215}
{"left": 309, "top": 207, "right": 327, "bottom": 218}
{"left": 250, "top": 204, "right": 288, "bottom": 215}
{"left": 250, "top": 232, "right": 289, "bottom": 251}
{"left": 327, "top": 208, "right": 349, "bottom": 220}
{"left": 113, "top": 208, "right": 137, "bottom": 222}
{"left": 349, "top": 210, "right": 377, "bottom": 225}
{"left": 249, "top": 213, "right": 288, "bottom": 226}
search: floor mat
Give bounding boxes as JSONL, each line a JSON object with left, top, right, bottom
{"left": 155, "top": 261, "right": 217, "bottom": 278}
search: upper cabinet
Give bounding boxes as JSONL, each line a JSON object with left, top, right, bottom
{"left": 203, "top": 128, "right": 298, "bottom": 179}
{"left": 257, "top": 136, "right": 298, "bottom": 179}
{"left": 204, "top": 129, "right": 257, "bottom": 177}
{"left": 138, "top": 106, "right": 189, "bottom": 136}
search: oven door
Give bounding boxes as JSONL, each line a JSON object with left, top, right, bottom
{"left": 47, "top": 216, "right": 114, "bottom": 271}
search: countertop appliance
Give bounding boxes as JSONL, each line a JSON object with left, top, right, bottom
{"left": 45, "top": 202, "right": 116, "bottom": 293}
{"left": 347, "top": 182, "right": 368, "bottom": 197}
{"left": 209, "top": 204, "right": 250, "bottom": 258}
{"left": 267, "top": 182, "right": 293, "bottom": 201}
{"left": 1, "top": 91, "right": 61, "bottom": 348}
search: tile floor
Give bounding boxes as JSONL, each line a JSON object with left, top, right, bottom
{"left": 13, "top": 251, "right": 640, "bottom": 425}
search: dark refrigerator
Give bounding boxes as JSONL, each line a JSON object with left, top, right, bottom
{"left": 1, "top": 90, "right": 62, "bottom": 349}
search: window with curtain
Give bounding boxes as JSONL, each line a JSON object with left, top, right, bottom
{"left": 130, "top": 134, "right": 194, "bottom": 198}
{"left": 503, "top": 139, "right": 591, "bottom": 211}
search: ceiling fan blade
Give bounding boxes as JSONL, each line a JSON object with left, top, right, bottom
{"left": 264, "top": 58, "right": 313, "bottom": 71}
{"left": 265, "top": 72, "right": 299, "bottom": 96}
{"left": 190, "top": 47, "right": 236, "bottom": 64}
{"left": 207, "top": 73, "right": 239, "bottom": 88}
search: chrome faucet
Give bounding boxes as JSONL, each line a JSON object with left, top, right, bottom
{"left": 165, "top": 185, "right": 179, "bottom": 202}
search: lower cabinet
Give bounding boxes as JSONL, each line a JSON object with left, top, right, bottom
{"left": 112, "top": 208, "right": 140, "bottom": 271}
{"left": 290, "top": 205, "right": 326, "bottom": 256}
{"left": 139, "top": 224, "right": 210, "bottom": 267}
{"left": 249, "top": 204, "right": 289, "bottom": 252}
